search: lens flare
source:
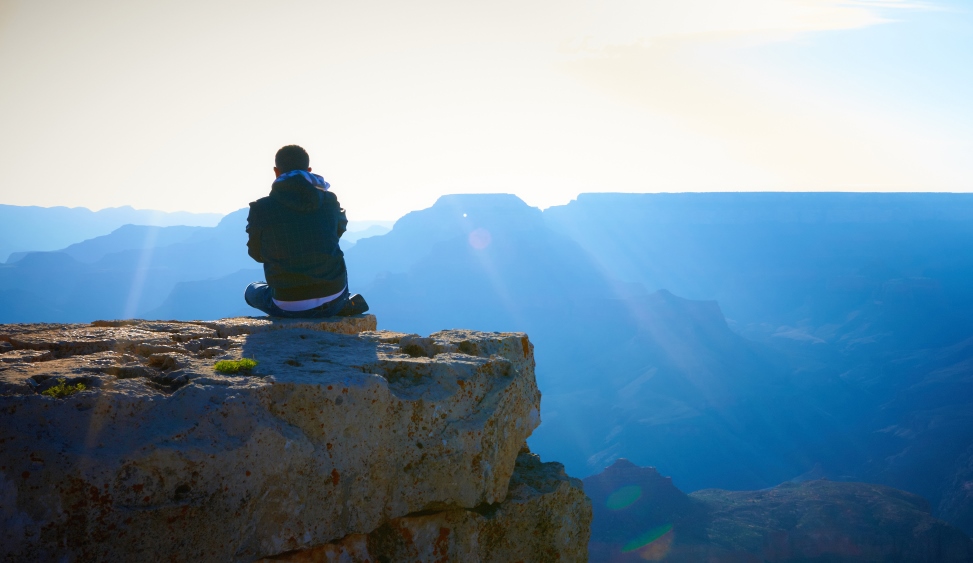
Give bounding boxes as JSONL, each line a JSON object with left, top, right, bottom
{"left": 468, "top": 228, "right": 491, "bottom": 250}
{"left": 622, "top": 523, "right": 673, "bottom": 554}
{"left": 606, "top": 485, "right": 642, "bottom": 510}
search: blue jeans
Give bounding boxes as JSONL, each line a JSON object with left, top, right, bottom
{"left": 244, "top": 282, "right": 350, "bottom": 318}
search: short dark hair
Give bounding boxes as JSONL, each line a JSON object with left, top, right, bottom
{"left": 275, "top": 145, "right": 310, "bottom": 173}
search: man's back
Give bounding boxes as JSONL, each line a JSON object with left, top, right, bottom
{"left": 244, "top": 145, "right": 367, "bottom": 318}
{"left": 247, "top": 171, "right": 349, "bottom": 302}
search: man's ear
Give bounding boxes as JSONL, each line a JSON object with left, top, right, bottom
{"left": 307, "top": 167, "right": 312, "bottom": 172}
{"left": 273, "top": 167, "right": 283, "bottom": 178}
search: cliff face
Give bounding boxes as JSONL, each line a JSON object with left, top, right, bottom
{"left": 266, "top": 450, "right": 590, "bottom": 563}
{"left": 0, "top": 316, "right": 590, "bottom": 562}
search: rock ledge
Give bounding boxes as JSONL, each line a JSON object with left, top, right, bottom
{"left": 0, "top": 316, "right": 589, "bottom": 562}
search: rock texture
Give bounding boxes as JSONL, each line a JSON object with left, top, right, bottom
{"left": 585, "top": 459, "right": 973, "bottom": 562}
{"left": 0, "top": 316, "right": 587, "bottom": 561}
{"left": 262, "top": 450, "right": 591, "bottom": 562}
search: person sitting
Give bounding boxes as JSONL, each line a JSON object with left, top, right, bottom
{"left": 244, "top": 145, "right": 368, "bottom": 318}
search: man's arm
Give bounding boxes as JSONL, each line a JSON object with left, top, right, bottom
{"left": 326, "top": 191, "right": 348, "bottom": 239}
{"left": 246, "top": 207, "right": 264, "bottom": 263}
{"left": 337, "top": 206, "right": 348, "bottom": 239}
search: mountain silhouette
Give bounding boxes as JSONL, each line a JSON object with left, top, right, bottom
{"left": 0, "top": 204, "right": 221, "bottom": 263}
{"left": 0, "top": 210, "right": 252, "bottom": 322}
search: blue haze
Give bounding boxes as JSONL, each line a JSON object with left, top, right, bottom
{"left": 2, "top": 194, "right": 973, "bottom": 535}
{"left": 0, "top": 204, "right": 223, "bottom": 263}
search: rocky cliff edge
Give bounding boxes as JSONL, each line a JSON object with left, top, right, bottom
{"left": 0, "top": 315, "right": 591, "bottom": 561}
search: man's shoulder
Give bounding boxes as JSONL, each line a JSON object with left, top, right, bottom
{"left": 249, "top": 193, "right": 273, "bottom": 207}
{"left": 248, "top": 194, "right": 277, "bottom": 213}
{"left": 315, "top": 190, "right": 342, "bottom": 212}
{"left": 246, "top": 195, "right": 277, "bottom": 227}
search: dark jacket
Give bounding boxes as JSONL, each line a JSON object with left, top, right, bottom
{"left": 246, "top": 175, "right": 348, "bottom": 301}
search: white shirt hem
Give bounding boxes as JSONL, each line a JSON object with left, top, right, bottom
{"left": 273, "top": 286, "right": 346, "bottom": 312}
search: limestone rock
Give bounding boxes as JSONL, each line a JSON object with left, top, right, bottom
{"left": 262, "top": 450, "right": 592, "bottom": 562}
{"left": 0, "top": 315, "right": 545, "bottom": 561}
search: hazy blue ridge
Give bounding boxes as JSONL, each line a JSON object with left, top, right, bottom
{"left": 0, "top": 204, "right": 223, "bottom": 262}
{"left": 6, "top": 224, "right": 209, "bottom": 264}
{"left": 145, "top": 268, "right": 264, "bottom": 320}
{"left": 0, "top": 209, "right": 253, "bottom": 322}
{"left": 0, "top": 206, "right": 391, "bottom": 323}
{"left": 543, "top": 192, "right": 973, "bottom": 346}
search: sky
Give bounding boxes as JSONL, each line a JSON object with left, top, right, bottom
{"left": 0, "top": 0, "right": 970, "bottom": 220}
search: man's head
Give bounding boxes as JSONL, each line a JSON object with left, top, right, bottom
{"left": 274, "top": 145, "right": 311, "bottom": 177}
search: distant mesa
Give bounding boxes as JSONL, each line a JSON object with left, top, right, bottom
{"left": 584, "top": 459, "right": 973, "bottom": 562}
